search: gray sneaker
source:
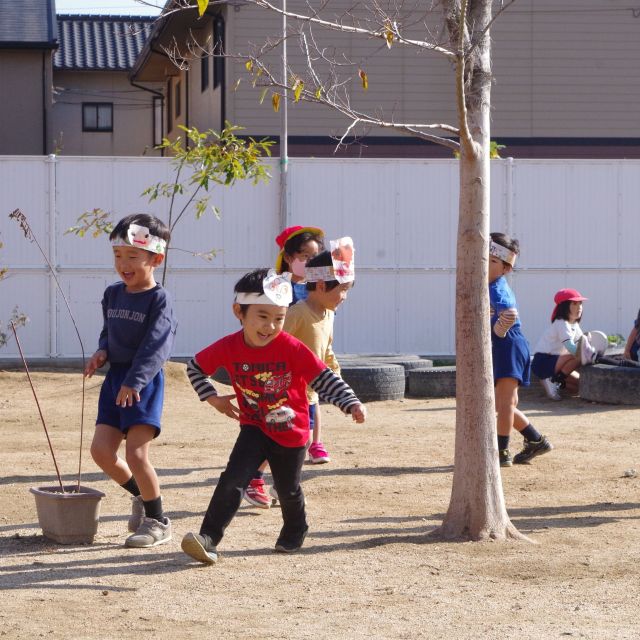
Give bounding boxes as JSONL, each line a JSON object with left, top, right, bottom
{"left": 125, "top": 516, "right": 172, "bottom": 548}
{"left": 181, "top": 532, "right": 218, "bottom": 565}
{"left": 128, "top": 495, "right": 145, "bottom": 533}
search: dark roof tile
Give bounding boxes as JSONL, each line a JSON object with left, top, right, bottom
{"left": 0, "top": 0, "right": 57, "bottom": 48}
{"left": 54, "top": 15, "right": 154, "bottom": 71}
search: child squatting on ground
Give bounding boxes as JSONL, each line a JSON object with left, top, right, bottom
{"left": 182, "top": 268, "right": 366, "bottom": 565}
{"left": 244, "top": 225, "right": 326, "bottom": 508}
{"left": 488, "top": 232, "right": 553, "bottom": 468}
{"left": 531, "top": 289, "right": 599, "bottom": 401}
{"left": 85, "top": 214, "right": 177, "bottom": 548}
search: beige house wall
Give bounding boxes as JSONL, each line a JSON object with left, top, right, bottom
{"left": 0, "top": 50, "right": 49, "bottom": 154}
{"left": 224, "top": 0, "right": 640, "bottom": 141}
{"left": 50, "top": 71, "right": 163, "bottom": 156}
{"left": 164, "top": 14, "right": 224, "bottom": 141}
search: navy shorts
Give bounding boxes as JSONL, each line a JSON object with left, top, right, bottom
{"left": 309, "top": 403, "right": 316, "bottom": 430}
{"left": 531, "top": 353, "right": 559, "bottom": 379}
{"left": 96, "top": 363, "right": 164, "bottom": 436}
{"left": 492, "top": 329, "right": 531, "bottom": 386}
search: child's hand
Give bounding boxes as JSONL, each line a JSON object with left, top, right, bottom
{"left": 116, "top": 385, "right": 140, "bottom": 407}
{"left": 206, "top": 394, "right": 240, "bottom": 421}
{"left": 350, "top": 403, "right": 366, "bottom": 423}
{"left": 84, "top": 350, "right": 107, "bottom": 377}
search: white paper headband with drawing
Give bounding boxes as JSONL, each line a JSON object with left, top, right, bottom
{"left": 489, "top": 241, "right": 517, "bottom": 267}
{"left": 305, "top": 237, "right": 355, "bottom": 283}
{"left": 235, "top": 269, "right": 293, "bottom": 306}
{"left": 111, "top": 223, "right": 167, "bottom": 255}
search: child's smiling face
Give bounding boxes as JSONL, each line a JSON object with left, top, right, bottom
{"left": 112, "top": 245, "right": 162, "bottom": 292}
{"left": 233, "top": 303, "right": 288, "bottom": 348}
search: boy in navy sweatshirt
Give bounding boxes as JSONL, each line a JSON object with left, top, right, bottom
{"left": 85, "top": 214, "right": 176, "bottom": 548}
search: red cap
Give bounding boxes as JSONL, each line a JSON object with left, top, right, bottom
{"left": 551, "top": 288, "right": 588, "bottom": 321}
{"left": 275, "top": 225, "right": 324, "bottom": 272}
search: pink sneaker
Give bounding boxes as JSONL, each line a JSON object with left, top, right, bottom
{"left": 308, "top": 441, "right": 331, "bottom": 464}
{"left": 243, "top": 478, "right": 271, "bottom": 509}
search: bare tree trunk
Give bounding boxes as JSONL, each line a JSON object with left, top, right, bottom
{"left": 433, "top": 0, "right": 527, "bottom": 541}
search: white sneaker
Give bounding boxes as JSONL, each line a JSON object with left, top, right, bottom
{"left": 541, "top": 378, "right": 561, "bottom": 401}
{"left": 577, "top": 335, "right": 597, "bottom": 365}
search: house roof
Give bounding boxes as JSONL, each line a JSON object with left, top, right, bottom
{"left": 130, "top": 1, "right": 212, "bottom": 82}
{"left": 54, "top": 15, "right": 155, "bottom": 71}
{"left": 0, "top": 0, "right": 57, "bottom": 49}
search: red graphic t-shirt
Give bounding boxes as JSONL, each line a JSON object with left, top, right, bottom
{"left": 195, "top": 330, "right": 326, "bottom": 447}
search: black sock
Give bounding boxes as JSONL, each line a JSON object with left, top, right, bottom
{"left": 253, "top": 469, "right": 264, "bottom": 480}
{"left": 120, "top": 476, "right": 140, "bottom": 497}
{"left": 143, "top": 496, "right": 164, "bottom": 522}
{"left": 497, "top": 435, "right": 510, "bottom": 450}
{"left": 520, "top": 424, "right": 542, "bottom": 442}
{"left": 551, "top": 371, "right": 567, "bottom": 388}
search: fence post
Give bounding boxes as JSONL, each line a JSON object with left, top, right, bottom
{"left": 46, "top": 154, "right": 58, "bottom": 357}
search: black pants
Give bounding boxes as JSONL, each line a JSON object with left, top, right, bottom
{"left": 200, "top": 425, "right": 307, "bottom": 546}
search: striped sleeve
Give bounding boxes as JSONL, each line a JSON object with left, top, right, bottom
{"left": 186, "top": 357, "right": 219, "bottom": 401}
{"left": 309, "top": 368, "right": 360, "bottom": 413}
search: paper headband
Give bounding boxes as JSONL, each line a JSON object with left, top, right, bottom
{"left": 489, "top": 241, "right": 516, "bottom": 267}
{"left": 235, "top": 269, "right": 293, "bottom": 306}
{"left": 305, "top": 237, "right": 356, "bottom": 284}
{"left": 111, "top": 223, "right": 167, "bottom": 255}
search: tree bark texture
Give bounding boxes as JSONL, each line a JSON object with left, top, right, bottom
{"left": 435, "top": 0, "right": 525, "bottom": 542}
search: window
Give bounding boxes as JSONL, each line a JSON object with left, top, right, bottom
{"left": 82, "top": 103, "right": 113, "bottom": 132}
{"left": 153, "top": 96, "right": 163, "bottom": 146}
{"left": 167, "top": 80, "right": 172, "bottom": 133}
{"left": 175, "top": 80, "right": 181, "bottom": 118}
{"left": 201, "top": 53, "right": 209, "bottom": 92}
{"left": 213, "top": 16, "right": 224, "bottom": 89}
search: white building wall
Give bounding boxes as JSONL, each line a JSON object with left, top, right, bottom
{"left": 1, "top": 155, "right": 638, "bottom": 360}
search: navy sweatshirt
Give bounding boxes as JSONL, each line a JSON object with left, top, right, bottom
{"left": 98, "top": 282, "right": 177, "bottom": 392}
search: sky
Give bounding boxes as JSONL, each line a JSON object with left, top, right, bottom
{"left": 55, "top": 0, "right": 164, "bottom": 15}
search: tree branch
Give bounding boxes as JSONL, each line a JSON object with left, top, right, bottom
{"left": 242, "top": 0, "right": 457, "bottom": 61}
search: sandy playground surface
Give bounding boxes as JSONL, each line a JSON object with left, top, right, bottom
{"left": 1, "top": 361, "right": 639, "bottom": 640}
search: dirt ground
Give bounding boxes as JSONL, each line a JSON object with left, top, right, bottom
{"left": 1, "top": 362, "right": 639, "bottom": 640}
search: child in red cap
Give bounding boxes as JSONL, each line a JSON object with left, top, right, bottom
{"left": 531, "top": 288, "right": 596, "bottom": 400}
{"left": 275, "top": 225, "right": 325, "bottom": 304}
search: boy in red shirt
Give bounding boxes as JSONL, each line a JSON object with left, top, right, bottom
{"left": 182, "top": 268, "right": 366, "bottom": 564}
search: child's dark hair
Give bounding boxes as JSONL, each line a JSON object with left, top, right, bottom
{"left": 110, "top": 213, "right": 171, "bottom": 244}
{"left": 553, "top": 300, "right": 582, "bottom": 324}
{"left": 305, "top": 250, "right": 341, "bottom": 291}
{"left": 234, "top": 268, "right": 270, "bottom": 315}
{"left": 490, "top": 232, "right": 519, "bottom": 265}
{"left": 280, "top": 232, "right": 324, "bottom": 273}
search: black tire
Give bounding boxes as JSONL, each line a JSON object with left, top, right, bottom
{"left": 366, "top": 358, "right": 434, "bottom": 393}
{"left": 407, "top": 366, "right": 456, "bottom": 398}
{"left": 339, "top": 364, "right": 405, "bottom": 402}
{"left": 579, "top": 363, "right": 640, "bottom": 405}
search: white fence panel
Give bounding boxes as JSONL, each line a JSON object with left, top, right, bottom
{"left": 1, "top": 155, "right": 639, "bottom": 359}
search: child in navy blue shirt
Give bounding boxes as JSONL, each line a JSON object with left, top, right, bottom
{"left": 489, "top": 232, "right": 553, "bottom": 467}
{"left": 85, "top": 213, "right": 176, "bottom": 548}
